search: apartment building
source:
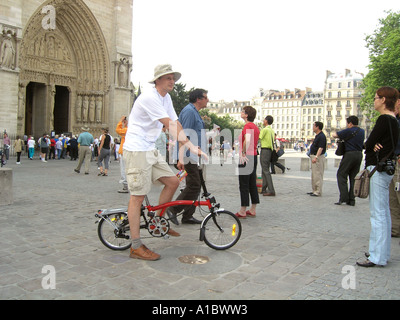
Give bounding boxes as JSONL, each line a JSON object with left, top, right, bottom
{"left": 259, "top": 89, "right": 306, "bottom": 141}
{"left": 324, "top": 69, "right": 367, "bottom": 138}
{"left": 208, "top": 69, "right": 366, "bottom": 143}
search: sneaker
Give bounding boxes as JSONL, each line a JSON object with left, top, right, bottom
{"left": 117, "top": 187, "right": 129, "bottom": 193}
{"left": 129, "top": 245, "right": 160, "bottom": 261}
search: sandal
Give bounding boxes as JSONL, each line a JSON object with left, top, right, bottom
{"left": 246, "top": 210, "right": 256, "bottom": 218}
{"left": 102, "top": 173, "right": 108, "bottom": 176}
{"left": 98, "top": 172, "right": 104, "bottom": 176}
{"left": 235, "top": 212, "right": 247, "bottom": 219}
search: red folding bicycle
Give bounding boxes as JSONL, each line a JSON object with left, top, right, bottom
{"left": 95, "top": 170, "right": 242, "bottom": 250}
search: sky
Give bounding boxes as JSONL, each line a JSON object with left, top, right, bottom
{"left": 131, "top": 0, "right": 400, "bottom": 102}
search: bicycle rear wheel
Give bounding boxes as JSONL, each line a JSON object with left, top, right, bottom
{"left": 97, "top": 212, "right": 131, "bottom": 250}
{"left": 201, "top": 210, "right": 241, "bottom": 250}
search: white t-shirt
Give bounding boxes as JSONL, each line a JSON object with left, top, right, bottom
{"left": 27, "top": 139, "right": 35, "bottom": 148}
{"left": 124, "top": 87, "right": 178, "bottom": 151}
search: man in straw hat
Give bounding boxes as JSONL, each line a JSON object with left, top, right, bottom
{"left": 123, "top": 64, "right": 208, "bottom": 261}
{"left": 74, "top": 126, "right": 94, "bottom": 175}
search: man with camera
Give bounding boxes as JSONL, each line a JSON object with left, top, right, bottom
{"left": 332, "top": 116, "right": 365, "bottom": 206}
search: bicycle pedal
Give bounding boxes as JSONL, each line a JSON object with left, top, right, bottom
{"left": 147, "top": 211, "right": 155, "bottom": 218}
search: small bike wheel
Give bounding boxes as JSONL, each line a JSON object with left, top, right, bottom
{"left": 201, "top": 210, "right": 242, "bottom": 250}
{"left": 97, "top": 212, "right": 131, "bottom": 250}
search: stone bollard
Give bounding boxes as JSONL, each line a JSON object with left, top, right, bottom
{"left": 0, "top": 167, "right": 13, "bottom": 205}
{"left": 300, "top": 158, "right": 310, "bottom": 171}
{"left": 276, "top": 158, "right": 285, "bottom": 174}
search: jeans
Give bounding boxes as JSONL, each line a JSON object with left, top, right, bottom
{"left": 367, "top": 165, "right": 394, "bottom": 265}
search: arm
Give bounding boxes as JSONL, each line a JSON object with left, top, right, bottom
{"left": 116, "top": 116, "right": 128, "bottom": 136}
{"left": 365, "top": 116, "right": 385, "bottom": 153}
{"left": 159, "top": 118, "right": 208, "bottom": 169}
{"left": 240, "top": 133, "right": 251, "bottom": 164}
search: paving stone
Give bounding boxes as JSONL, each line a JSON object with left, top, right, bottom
{"left": 1, "top": 151, "right": 399, "bottom": 300}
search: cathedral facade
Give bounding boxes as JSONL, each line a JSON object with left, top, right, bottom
{"left": 0, "top": 0, "right": 134, "bottom": 139}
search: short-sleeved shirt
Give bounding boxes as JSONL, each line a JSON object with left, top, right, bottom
{"left": 124, "top": 87, "right": 178, "bottom": 151}
{"left": 259, "top": 126, "right": 274, "bottom": 149}
{"left": 310, "top": 131, "right": 327, "bottom": 155}
{"left": 77, "top": 132, "right": 94, "bottom": 146}
{"left": 337, "top": 127, "right": 365, "bottom": 152}
{"left": 240, "top": 122, "right": 260, "bottom": 156}
{"left": 176, "top": 103, "right": 206, "bottom": 163}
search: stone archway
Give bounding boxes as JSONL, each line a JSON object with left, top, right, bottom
{"left": 19, "top": 0, "right": 110, "bottom": 138}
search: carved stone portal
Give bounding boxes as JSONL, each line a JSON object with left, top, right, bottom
{"left": 18, "top": 0, "right": 110, "bottom": 137}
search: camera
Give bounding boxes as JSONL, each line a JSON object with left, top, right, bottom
{"left": 377, "top": 159, "right": 396, "bottom": 176}
{"left": 395, "top": 182, "right": 400, "bottom": 192}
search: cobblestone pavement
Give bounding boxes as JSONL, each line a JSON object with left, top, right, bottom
{"left": 0, "top": 150, "right": 399, "bottom": 300}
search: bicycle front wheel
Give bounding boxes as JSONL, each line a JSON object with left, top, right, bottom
{"left": 201, "top": 210, "right": 242, "bottom": 250}
{"left": 97, "top": 212, "right": 131, "bottom": 250}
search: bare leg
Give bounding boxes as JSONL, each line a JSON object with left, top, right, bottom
{"left": 156, "top": 176, "right": 179, "bottom": 214}
{"left": 128, "top": 195, "right": 145, "bottom": 240}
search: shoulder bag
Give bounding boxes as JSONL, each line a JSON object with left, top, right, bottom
{"left": 354, "top": 168, "right": 375, "bottom": 198}
{"left": 335, "top": 128, "right": 360, "bottom": 156}
{"left": 270, "top": 131, "right": 278, "bottom": 163}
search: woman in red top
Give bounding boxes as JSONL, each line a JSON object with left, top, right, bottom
{"left": 236, "top": 106, "right": 260, "bottom": 218}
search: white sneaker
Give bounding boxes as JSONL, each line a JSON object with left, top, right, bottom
{"left": 16, "top": 162, "right": 20, "bottom": 164}
{"left": 41, "top": 159, "right": 47, "bottom": 162}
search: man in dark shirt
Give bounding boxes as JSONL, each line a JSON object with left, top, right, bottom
{"left": 332, "top": 116, "right": 365, "bottom": 206}
{"left": 308, "top": 121, "right": 327, "bottom": 197}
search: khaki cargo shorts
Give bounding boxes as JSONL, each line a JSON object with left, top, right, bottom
{"left": 124, "top": 149, "right": 175, "bottom": 195}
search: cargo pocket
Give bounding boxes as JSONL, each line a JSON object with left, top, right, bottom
{"left": 127, "top": 168, "right": 144, "bottom": 192}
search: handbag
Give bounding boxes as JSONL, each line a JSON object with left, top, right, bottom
{"left": 271, "top": 150, "right": 279, "bottom": 163}
{"left": 276, "top": 148, "right": 284, "bottom": 158}
{"left": 270, "top": 131, "right": 279, "bottom": 163}
{"left": 335, "top": 128, "right": 360, "bottom": 156}
{"left": 354, "top": 168, "right": 375, "bottom": 198}
{"left": 335, "top": 140, "right": 346, "bottom": 156}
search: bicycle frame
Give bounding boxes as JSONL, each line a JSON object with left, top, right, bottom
{"left": 143, "top": 196, "right": 217, "bottom": 217}
{"left": 95, "top": 167, "right": 241, "bottom": 250}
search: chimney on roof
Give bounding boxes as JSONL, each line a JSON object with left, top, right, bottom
{"left": 326, "top": 70, "right": 333, "bottom": 80}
